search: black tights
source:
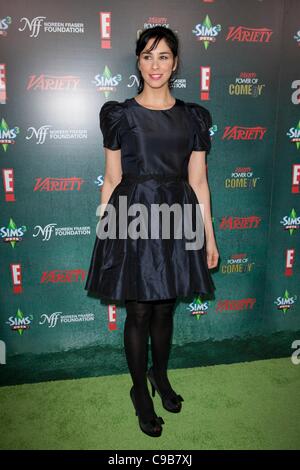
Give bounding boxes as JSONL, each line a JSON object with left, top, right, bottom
{"left": 124, "top": 298, "right": 176, "bottom": 421}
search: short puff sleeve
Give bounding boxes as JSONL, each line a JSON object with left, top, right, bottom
{"left": 99, "top": 100, "right": 124, "bottom": 150}
{"left": 188, "top": 103, "right": 212, "bottom": 155}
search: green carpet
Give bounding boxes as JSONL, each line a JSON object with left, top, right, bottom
{"left": 0, "top": 357, "right": 299, "bottom": 450}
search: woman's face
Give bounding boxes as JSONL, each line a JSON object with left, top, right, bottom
{"left": 137, "top": 37, "right": 177, "bottom": 89}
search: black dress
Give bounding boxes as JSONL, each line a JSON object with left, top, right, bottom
{"left": 84, "top": 96, "right": 216, "bottom": 301}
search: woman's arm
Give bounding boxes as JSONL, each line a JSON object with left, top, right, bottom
{"left": 99, "top": 147, "right": 122, "bottom": 218}
{"left": 188, "top": 150, "right": 219, "bottom": 269}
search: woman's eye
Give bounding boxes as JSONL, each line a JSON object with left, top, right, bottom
{"left": 143, "top": 56, "right": 168, "bottom": 60}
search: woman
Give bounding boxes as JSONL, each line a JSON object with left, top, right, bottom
{"left": 85, "top": 26, "right": 219, "bottom": 437}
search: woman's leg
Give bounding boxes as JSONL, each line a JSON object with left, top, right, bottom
{"left": 124, "top": 299, "right": 158, "bottom": 423}
{"left": 149, "top": 298, "right": 177, "bottom": 395}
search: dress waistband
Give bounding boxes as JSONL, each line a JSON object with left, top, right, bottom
{"left": 121, "top": 173, "right": 186, "bottom": 183}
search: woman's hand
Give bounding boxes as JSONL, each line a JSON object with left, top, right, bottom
{"left": 205, "top": 237, "right": 219, "bottom": 269}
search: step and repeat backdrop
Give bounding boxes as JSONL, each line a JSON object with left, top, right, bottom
{"left": 1, "top": 0, "right": 299, "bottom": 385}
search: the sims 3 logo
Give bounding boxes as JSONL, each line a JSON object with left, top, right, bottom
{"left": 187, "top": 296, "right": 210, "bottom": 318}
{"left": 92, "top": 66, "right": 122, "bottom": 91}
{"left": 192, "top": 15, "right": 221, "bottom": 48}
{"left": 0, "top": 16, "right": 12, "bottom": 37}
{"left": 0, "top": 340, "right": 6, "bottom": 365}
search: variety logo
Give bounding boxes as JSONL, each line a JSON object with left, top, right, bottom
{"left": 280, "top": 208, "right": 300, "bottom": 234}
{"left": 39, "top": 311, "right": 94, "bottom": 328}
{"left": 6, "top": 309, "right": 33, "bottom": 335}
{"left": 216, "top": 298, "right": 256, "bottom": 312}
{"left": 222, "top": 253, "right": 255, "bottom": 274}
{"left": 287, "top": 121, "right": 300, "bottom": 150}
{"left": 26, "top": 125, "right": 88, "bottom": 144}
{"left": 220, "top": 215, "right": 261, "bottom": 230}
{"left": 40, "top": 269, "right": 85, "bottom": 283}
{"left": 0, "top": 118, "right": 20, "bottom": 151}
{"left": 225, "top": 167, "right": 260, "bottom": 189}
{"left": 223, "top": 125, "right": 267, "bottom": 140}
{"left": 188, "top": 296, "right": 210, "bottom": 317}
{"left": 0, "top": 16, "right": 12, "bottom": 37}
{"left": 274, "top": 289, "right": 297, "bottom": 314}
{"left": 226, "top": 26, "right": 273, "bottom": 42}
{"left": 27, "top": 75, "right": 80, "bottom": 91}
{"left": 229, "top": 72, "right": 266, "bottom": 97}
{"left": 0, "top": 64, "right": 6, "bottom": 104}
{"left": 33, "top": 177, "right": 85, "bottom": 191}
{"left": 1, "top": 218, "right": 27, "bottom": 247}
{"left": 18, "top": 16, "right": 84, "bottom": 38}
{"left": 33, "top": 223, "right": 90, "bottom": 241}
{"left": 93, "top": 66, "right": 122, "bottom": 94}
{"left": 192, "top": 15, "right": 221, "bottom": 48}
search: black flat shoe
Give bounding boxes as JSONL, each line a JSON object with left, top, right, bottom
{"left": 130, "top": 386, "right": 164, "bottom": 437}
{"left": 147, "top": 366, "right": 184, "bottom": 413}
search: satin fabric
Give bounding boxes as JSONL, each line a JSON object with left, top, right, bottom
{"left": 84, "top": 97, "right": 215, "bottom": 301}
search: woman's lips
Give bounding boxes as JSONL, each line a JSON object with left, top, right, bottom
{"left": 149, "top": 74, "right": 163, "bottom": 80}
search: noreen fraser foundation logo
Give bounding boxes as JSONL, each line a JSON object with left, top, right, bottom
{"left": 18, "top": 16, "right": 85, "bottom": 38}
{"left": 39, "top": 312, "right": 95, "bottom": 328}
{"left": 274, "top": 290, "right": 298, "bottom": 314}
{"left": 33, "top": 223, "right": 90, "bottom": 241}
{"left": 6, "top": 309, "right": 33, "bottom": 335}
{"left": 26, "top": 125, "right": 88, "bottom": 144}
